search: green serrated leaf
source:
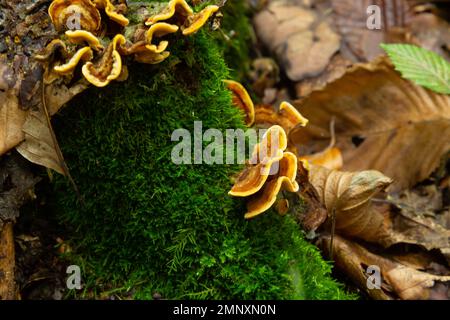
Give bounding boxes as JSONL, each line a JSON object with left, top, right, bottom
{"left": 381, "top": 43, "right": 450, "bottom": 95}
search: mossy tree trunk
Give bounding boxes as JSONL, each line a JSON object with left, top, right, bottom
{"left": 51, "top": 7, "right": 354, "bottom": 300}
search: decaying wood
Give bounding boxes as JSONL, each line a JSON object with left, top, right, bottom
{"left": 0, "top": 222, "right": 16, "bottom": 300}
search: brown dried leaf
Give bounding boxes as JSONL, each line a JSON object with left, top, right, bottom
{"left": 308, "top": 164, "right": 450, "bottom": 253}
{"left": 331, "top": 0, "right": 413, "bottom": 61}
{"left": 308, "top": 164, "right": 393, "bottom": 242}
{"left": 295, "top": 160, "right": 328, "bottom": 232}
{"left": 291, "top": 57, "right": 450, "bottom": 191}
{"left": 295, "top": 54, "right": 353, "bottom": 98}
{"left": 0, "top": 90, "right": 28, "bottom": 156}
{"left": 319, "top": 234, "right": 450, "bottom": 300}
{"left": 15, "top": 86, "right": 71, "bottom": 176}
{"left": 253, "top": 2, "right": 340, "bottom": 81}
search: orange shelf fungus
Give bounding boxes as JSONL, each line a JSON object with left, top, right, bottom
{"left": 145, "top": 0, "right": 218, "bottom": 36}
{"left": 229, "top": 126, "right": 287, "bottom": 198}
{"left": 145, "top": 23, "right": 179, "bottom": 53}
{"left": 44, "top": 0, "right": 215, "bottom": 88}
{"left": 229, "top": 124, "right": 300, "bottom": 219}
{"left": 34, "top": 39, "right": 69, "bottom": 62}
{"left": 182, "top": 5, "right": 219, "bottom": 36}
{"left": 224, "top": 80, "right": 255, "bottom": 127}
{"left": 93, "top": 0, "right": 129, "bottom": 26}
{"left": 255, "top": 101, "right": 308, "bottom": 134}
{"left": 145, "top": 0, "right": 193, "bottom": 26}
{"left": 82, "top": 34, "right": 125, "bottom": 87}
{"left": 250, "top": 125, "right": 287, "bottom": 165}
{"left": 134, "top": 51, "right": 170, "bottom": 65}
{"left": 54, "top": 46, "right": 93, "bottom": 75}
{"left": 49, "top": 0, "right": 101, "bottom": 32}
{"left": 65, "top": 30, "right": 104, "bottom": 51}
{"left": 226, "top": 91, "right": 310, "bottom": 218}
{"left": 245, "top": 152, "right": 299, "bottom": 219}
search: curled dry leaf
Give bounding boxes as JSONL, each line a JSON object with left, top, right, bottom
{"left": 253, "top": 1, "right": 340, "bottom": 81}
{"left": 291, "top": 57, "right": 450, "bottom": 191}
{"left": 319, "top": 234, "right": 450, "bottom": 300}
{"left": 0, "top": 61, "right": 29, "bottom": 156}
{"left": 307, "top": 164, "right": 450, "bottom": 255}
{"left": 15, "top": 97, "right": 69, "bottom": 176}
{"left": 308, "top": 163, "right": 393, "bottom": 242}
{"left": 0, "top": 0, "right": 88, "bottom": 170}
{"left": 294, "top": 159, "right": 328, "bottom": 232}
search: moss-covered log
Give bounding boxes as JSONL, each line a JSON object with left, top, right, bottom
{"left": 50, "top": 2, "right": 354, "bottom": 300}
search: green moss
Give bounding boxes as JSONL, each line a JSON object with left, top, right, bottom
{"left": 51, "top": 5, "right": 354, "bottom": 300}
{"left": 212, "top": 0, "right": 253, "bottom": 80}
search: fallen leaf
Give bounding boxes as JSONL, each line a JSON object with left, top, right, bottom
{"left": 294, "top": 160, "right": 328, "bottom": 232}
{"left": 331, "top": 0, "right": 413, "bottom": 61}
{"left": 295, "top": 54, "right": 353, "bottom": 98}
{"left": 291, "top": 57, "right": 450, "bottom": 191}
{"left": 406, "top": 13, "right": 450, "bottom": 60}
{"left": 307, "top": 164, "right": 450, "bottom": 254}
{"left": 318, "top": 234, "right": 450, "bottom": 300}
{"left": 308, "top": 164, "right": 393, "bottom": 242}
{"left": 15, "top": 93, "right": 69, "bottom": 176}
{"left": 253, "top": 1, "right": 340, "bottom": 81}
{"left": 0, "top": 75, "right": 28, "bottom": 155}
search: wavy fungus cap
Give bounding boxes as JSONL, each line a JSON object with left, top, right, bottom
{"left": 224, "top": 80, "right": 255, "bottom": 127}
{"left": 145, "top": 0, "right": 193, "bottom": 26}
{"left": 93, "top": 0, "right": 129, "bottom": 26}
{"left": 182, "top": 5, "right": 219, "bottom": 36}
{"left": 65, "top": 30, "right": 104, "bottom": 50}
{"left": 255, "top": 101, "right": 309, "bottom": 134}
{"left": 229, "top": 125, "right": 288, "bottom": 198}
{"left": 245, "top": 152, "right": 299, "bottom": 219}
{"left": 145, "top": 23, "right": 179, "bottom": 53}
{"left": 54, "top": 46, "right": 94, "bottom": 75}
{"left": 34, "top": 39, "right": 69, "bottom": 62}
{"left": 82, "top": 34, "right": 125, "bottom": 87}
{"left": 49, "top": 0, "right": 101, "bottom": 32}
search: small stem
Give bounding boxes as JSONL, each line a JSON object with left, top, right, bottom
{"left": 329, "top": 206, "right": 336, "bottom": 261}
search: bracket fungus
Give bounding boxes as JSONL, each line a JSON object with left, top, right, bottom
{"left": 145, "top": 0, "right": 219, "bottom": 36}
{"left": 65, "top": 30, "right": 104, "bottom": 51}
{"left": 255, "top": 101, "right": 309, "bottom": 134}
{"left": 82, "top": 34, "right": 125, "bottom": 87}
{"left": 182, "top": 5, "right": 220, "bottom": 36}
{"left": 49, "top": 0, "right": 102, "bottom": 32}
{"left": 93, "top": 0, "right": 129, "bottom": 27}
{"left": 34, "top": 40, "right": 69, "bottom": 63}
{"left": 226, "top": 81, "right": 311, "bottom": 218}
{"left": 145, "top": 0, "right": 194, "bottom": 26}
{"left": 54, "top": 46, "right": 94, "bottom": 75}
{"left": 224, "top": 80, "right": 255, "bottom": 126}
{"left": 145, "top": 23, "right": 179, "bottom": 53}
{"left": 229, "top": 125, "right": 300, "bottom": 219}
{"left": 41, "top": 0, "right": 220, "bottom": 90}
